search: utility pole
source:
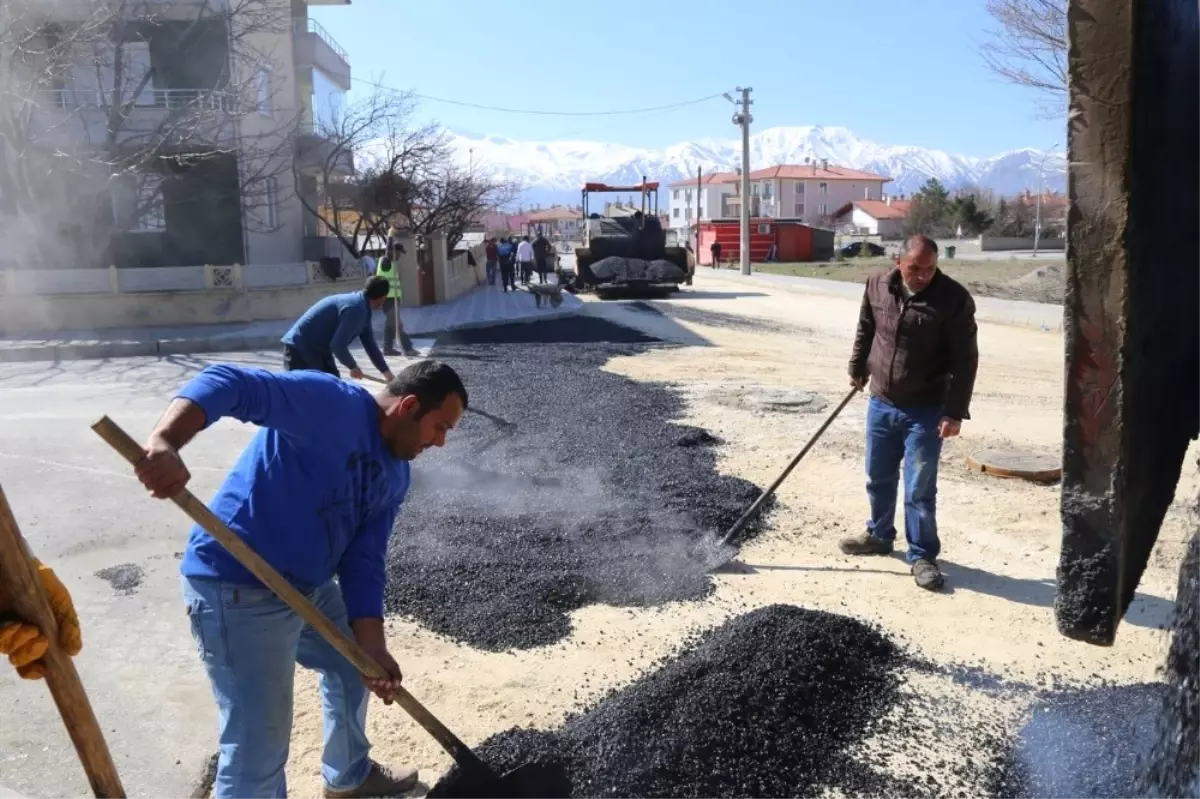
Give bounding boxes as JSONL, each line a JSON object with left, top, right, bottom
{"left": 736, "top": 87, "right": 753, "bottom": 275}
{"left": 1032, "top": 142, "right": 1058, "bottom": 257}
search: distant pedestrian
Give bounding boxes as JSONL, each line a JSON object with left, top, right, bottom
{"left": 361, "top": 251, "right": 377, "bottom": 276}
{"left": 532, "top": 233, "right": 551, "bottom": 284}
{"left": 841, "top": 235, "right": 978, "bottom": 592}
{"left": 484, "top": 238, "right": 499, "bottom": 286}
{"left": 375, "top": 244, "right": 417, "bottom": 356}
{"left": 281, "top": 276, "right": 395, "bottom": 382}
{"left": 516, "top": 236, "right": 534, "bottom": 285}
{"left": 710, "top": 240, "right": 722, "bottom": 268}
{"left": 497, "top": 237, "right": 516, "bottom": 291}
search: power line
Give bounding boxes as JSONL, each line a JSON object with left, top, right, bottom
{"left": 350, "top": 77, "right": 725, "bottom": 117}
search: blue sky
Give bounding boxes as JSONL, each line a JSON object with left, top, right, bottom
{"left": 312, "top": 0, "right": 1065, "bottom": 156}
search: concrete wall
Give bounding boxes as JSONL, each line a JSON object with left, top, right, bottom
{"left": 0, "top": 280, "right": 354, "bottom": 334}
{"left": 980, "top": 236, "right": 1066, "bottom": 251}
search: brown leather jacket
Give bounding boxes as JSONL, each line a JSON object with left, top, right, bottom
{"left": 849, "top": 268, "right": 979, "bottom": 420}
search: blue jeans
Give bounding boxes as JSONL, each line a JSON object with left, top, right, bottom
{"left": 864, "top": 396, "right": 944, "bottom": 563}
{"left": 183, "top": 577, "right": 372, "bottom": 799}
{"left": 485, "top": 259, "right": 498, "bottom": 285}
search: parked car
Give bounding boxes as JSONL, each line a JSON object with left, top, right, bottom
{"left": 839, "top": 241, "right": 887, "bottom": 258}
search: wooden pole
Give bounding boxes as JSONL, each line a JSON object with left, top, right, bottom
{"left": 0, "top": 485, "right": 125, "bottom": 798}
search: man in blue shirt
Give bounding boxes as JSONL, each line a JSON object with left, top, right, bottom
{"left": 281, "top": 277, "right": 395, "bottom": 382}
{"left": 134, "top": 360, "right": 467, "bottom": 799}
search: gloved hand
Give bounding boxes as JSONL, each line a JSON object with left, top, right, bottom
{"left": 0, "top": 560, "right": 82, "bottom": 679}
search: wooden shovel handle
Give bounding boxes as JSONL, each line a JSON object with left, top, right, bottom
{"left": 0, "top": 485, "right": 125, "bottom": 798}
{"left": 89, "top": 416, "right": 490, "bottom": 773}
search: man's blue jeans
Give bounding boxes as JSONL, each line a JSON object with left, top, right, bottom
{"left": 864, "top": 396, "right": 944, "bottom": 563}
{"left": 183, "top": 577, "right": 372, "bottom": 799}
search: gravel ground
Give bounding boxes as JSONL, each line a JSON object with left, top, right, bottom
{"left": 384, "top": 317, "right": 771, "bottom": 650}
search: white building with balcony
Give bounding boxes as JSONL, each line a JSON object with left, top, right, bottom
{"left": 17, "top": 0, "right": 353, "bottom": 269}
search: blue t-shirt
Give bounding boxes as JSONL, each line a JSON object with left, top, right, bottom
{"left": 281, "top": 291, "right": 389, "bottom": 374}
{"left": 177, "top": 365, "right": 410, "bottom": 619}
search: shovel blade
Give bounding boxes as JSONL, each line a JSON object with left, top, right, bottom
{"left": 427, "top": 762, "right": 570, "bottom": 798}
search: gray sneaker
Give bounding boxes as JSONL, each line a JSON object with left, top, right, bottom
{"left": 838, "top": 531, "right": 894, "bottom": 556}
{"left": 324, "top": 761, "right": 419, "bottom": 798}
{"left": 911, "top": 558, "right": 945, "bottom": 591}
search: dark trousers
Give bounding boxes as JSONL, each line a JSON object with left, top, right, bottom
{"left": 519, "top": 260, "right": 533, "bottom": 284}
{"left": 283, "top": 345, "right": 339, "bottom": 377}
{"left": 383, "top": 299, "right": 414, "bottom": 353}
{"left": 500, "top": 261, "right": 516, "bottom": 291}
{"left": 535, "top": 256, "right": 549, "bottom": 283}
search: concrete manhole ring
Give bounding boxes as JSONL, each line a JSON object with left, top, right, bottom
{"left": 966, "top": 449, "right": 1062, "bottom": 483}
{"left": 742, "top": 388, "right": 827, "bottom": 413}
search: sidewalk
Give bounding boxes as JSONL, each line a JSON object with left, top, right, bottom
{"left": 0, "top": 283, "right": 582, "bottom": 363}
{"left": 698, "top": 269, "right": 1064, "bottom": 331}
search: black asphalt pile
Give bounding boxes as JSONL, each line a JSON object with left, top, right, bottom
{"left": 430, "top": 605, "right": 916, "bottom": 798}
{"left": 385, "top": 317, "right": 772, "bottom": 650}
{"left": 990, "top": 682, "right": 1167, "bottom": 798}
{"left": 591, "top": 256, "right": 686, "bottom": 284}
{"left": 1141, "top": 531, "right": 1199, "bottom": 798}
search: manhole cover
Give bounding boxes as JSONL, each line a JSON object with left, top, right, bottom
{"left": 966, "top": 449, "right": 1061, "bottom": 483}
{"left": 743, "top": 388, "right": 826, "bottom": 412}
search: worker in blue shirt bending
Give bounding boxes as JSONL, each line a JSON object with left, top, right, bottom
{"left": 133, "top": 360, "right": 467, "bottom": 799}
{"left": 281, "top": 277, "right": 395, "bottom": 382}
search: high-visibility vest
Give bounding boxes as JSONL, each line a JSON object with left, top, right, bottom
{"left": 376, "top": 258, "right": 403, "bottom": 299}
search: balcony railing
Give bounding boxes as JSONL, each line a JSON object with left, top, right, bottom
{"left": 39, "top": 88, "right": 237, "bottom": 112}
{"left": 294, "top": 17, "right": 348, "bottom": 63}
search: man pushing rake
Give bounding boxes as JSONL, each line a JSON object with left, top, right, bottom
{"left": 133, "top": 359, "right": 466, "bottom": 798}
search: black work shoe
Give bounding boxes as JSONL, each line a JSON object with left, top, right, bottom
{"left": 324, "top": 761, "right": 418, "bottom": 798}
{"left": 838, "top": 531, "right": 894, "bottom": 556}
{"left": 384, "top": 349, "right": 401, "bottom": 356}
{"left": 911, "top": 558, "right": 945, "bottom": 591}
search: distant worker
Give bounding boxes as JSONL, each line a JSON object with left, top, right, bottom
{"left": 484, "top": 238, "right": 499, "bottom": 286}
{"left": 375, "top": 244, "right": 417, "bottom": 357}
{"left": 516, "top": 235, "right": 535, "bottom": 286}
{"left": 361, "top": 250, "right": 377, "bottom": 276}
{"left": 710, "top": 240, "right": 722, "bottom": 268}
{"left": 281, "top": 277, "right": 395, "bottom": 382}
{"left": 532, "top": 233, "right": 552, "bottom": 284}
{"left": 0, "top": 548, "right": 81, "bottom": 680}
{"left": 841, "top": 234, "right": 978, "bottom": 591}
{"left": 497, "top": 237, "right": 516, "bottom": 292}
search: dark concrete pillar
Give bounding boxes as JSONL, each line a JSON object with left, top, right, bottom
{"left": 1055, "top": 0, "right": 1200, "bottom": 645}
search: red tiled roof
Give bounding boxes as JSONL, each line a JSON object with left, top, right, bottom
{"left": 851, "top": 199, "right": 911, "bottom": 220}
{"left": 528, "top": 206, "right": 582, "bottom": 221}
{"left": 667, "top": 171, "right": 739, "bottom": 188}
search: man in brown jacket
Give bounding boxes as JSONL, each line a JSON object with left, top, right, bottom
{"left": 841, "top": 234, "right": 978, "bottom": 590}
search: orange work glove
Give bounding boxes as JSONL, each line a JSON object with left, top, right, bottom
{"left": 0, "top": 559, "right": 82, "bottom": 679}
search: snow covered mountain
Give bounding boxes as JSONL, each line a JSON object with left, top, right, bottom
{"left": 451, "top": 125, "right": 1066, "bottom": 207}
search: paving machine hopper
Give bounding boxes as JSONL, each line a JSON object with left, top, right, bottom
{"left": 572, "top": 178, "right": 692, "bottom": 297}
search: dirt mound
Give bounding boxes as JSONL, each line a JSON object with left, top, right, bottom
{"left": 430, "top": 605, "right": 914, "bottom": 797}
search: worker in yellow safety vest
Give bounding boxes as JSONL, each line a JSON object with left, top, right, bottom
{"left": 374, "top": 242, "right": 417, "bottom": 356}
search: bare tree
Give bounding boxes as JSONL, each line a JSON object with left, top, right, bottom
{"left": 297, "top": 87, "right": 519, "bottom": 256}
{"left": 979, "top": 0, "right": 1068, "bottom": 113}
{"left": 0, "top": 0, "right": 296, "bottom": 268}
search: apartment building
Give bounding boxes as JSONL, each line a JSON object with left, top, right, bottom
{"left": 666, "top": 162, "right": 891, "bottom": 234}
{"left": 23, "top": 0, "right": 351, "bottom": 268}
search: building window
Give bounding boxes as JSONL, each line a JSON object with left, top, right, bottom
{"left": 795, "top": 181, "right": 805, "bottom": 195}
{"left": 819, "top": 182, "right": 828, "bottom": 194}
{"left": 819, "top": 203, "right": 828, "bottom": 215}
{"left": 758, "top": 223, "right": 771, "bottom": 234}
{"left": 673, "top": 189, "right": 679, "bottom": 199}
{"left": 761, "top": 182, "right": 773, "bottom": 199}
{"left": 256, "top": 66, "right": 271, "bottom": 116}
{"left": 311, "top": 67, "right": 346, "bottom": 131}
{"left": 751, "top": 182, "right": 760, "bottom": 196}
{"left": 265, "top": 176, "right": 280, "bottom": 228}
{"left": 794, "top": 202, "right": 805, "bottom": 216}
{"left": 673, "top": 207, "right": 680, "bottom": 219}
{"left": 864, "top": 186, "right": 872, "bottom": 200}
{"left": 112, "top": 174, "right": 165, "bottom": 233}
